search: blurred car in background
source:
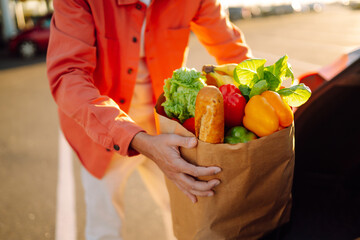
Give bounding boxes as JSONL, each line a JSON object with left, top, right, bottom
{"left": 342, "top": 0, "right": 360, "bottom": 9}
{"left": 8, "top": 13, "right": 52, "bottom": 59}
{"left": 221, "top": 0, "right": 325, "bottom": 21}
{"left": 257, "top": 0, "right": 295, "bottom": 16}
{"left": 292, "top": 0, "right": 325, "bottom": 12}
{"left": 225, "top": 4, "right": 252, "bottom": 21}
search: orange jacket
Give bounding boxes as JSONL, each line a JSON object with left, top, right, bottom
{"left": 47, "top": 0, "right": 251, "bottom": 179}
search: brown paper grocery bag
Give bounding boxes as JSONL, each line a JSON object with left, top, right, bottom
{"left": 155, "top": 95, "right": 295, "bottom": 240}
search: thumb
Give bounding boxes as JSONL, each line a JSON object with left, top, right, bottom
{"left": 170, "top": 135, "right": 198, "bottom": 149}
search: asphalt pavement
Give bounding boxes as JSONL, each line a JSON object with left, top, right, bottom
{"left": 0, "top": 4, "right": 359, "bottom": 240}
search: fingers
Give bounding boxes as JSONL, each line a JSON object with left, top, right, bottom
{"left": 165, "top": 135, "right": 221, "bottom": 177}
{"left": 173, "top": 164, "right": 221, "bottom": 203}
{"left": 180, "top": 161, "right": 221, "bottom": 178}
{"left": 181, "top": 174, "right": 220, "bottom": 195}
{"left": 174, "top": 173, "right": 220, "bottom": 203}
{"left": 175, "top": 177, "right": 220, "bottom": 204}
{"left": 167, "top": 134, "right": 198, "bottom": 149}
{"left": 174, "top": 182, "right": 198, "bottom": 204}
{"left": 159, "top": 134, "right": 223, "bottom": 203}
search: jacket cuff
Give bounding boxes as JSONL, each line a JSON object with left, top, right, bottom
{"left": 106, "top": 121, "right": 145, "bottom": 156}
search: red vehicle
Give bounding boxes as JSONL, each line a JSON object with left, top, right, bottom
{"left": 9, "top": 14, "right": 52, "bottom": 59}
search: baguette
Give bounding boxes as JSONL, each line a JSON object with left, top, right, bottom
{"left": 195, "top": 86, "right": 224, "bottom": 143}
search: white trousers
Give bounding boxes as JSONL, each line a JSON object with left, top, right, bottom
{"left": 81, "top": 77, "right": 175, "bottom": 240}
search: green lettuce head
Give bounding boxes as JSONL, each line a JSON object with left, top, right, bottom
{"left": 162, "top": 67, "right": 206, "bottom": 123}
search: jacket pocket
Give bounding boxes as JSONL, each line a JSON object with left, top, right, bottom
{"left": 165, "top": 26, "right": 191, "bottom": 50}
{"left": 163, "top": 27, "right": 191, "bottom": 68}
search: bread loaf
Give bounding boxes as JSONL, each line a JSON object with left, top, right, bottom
{"left": 195, "top": 86, "right": 224, "bottom": 143}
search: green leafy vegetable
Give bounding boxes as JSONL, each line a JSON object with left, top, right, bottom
{"left": 263, "top": 71, "right": 281, "bottom": 91}
{"left": 277, "top": 83, "right": 312, "bottom": 107}
{"left": 234, "top": 58, "right": 266, "bottom": 87}
{"left": 249, "top": 80, "right": 268, "bottom": 98}
{"left": 264, "top": 55, "right": 294, "bottom": 85}
{"left": 162, "top": 67, "right": 206, "bottom": 122}
{"left": 234, "top": 54, "right": 306, "bottom": 101}
{"left": 234, "top": 55, "right": 311, "bottom": 107}
{"left": 238, "top": 84, "right": 251, "bottom": 101}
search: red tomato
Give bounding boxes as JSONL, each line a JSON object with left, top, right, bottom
{"left": 171, "top": 118, "right": 180, "bottom": 123}
{"left": 182, "top": 117, "right": 195, "bottom": 134}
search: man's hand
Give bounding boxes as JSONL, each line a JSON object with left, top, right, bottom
{"left": 130, "top": 132, "right": 221, "bottom": 203}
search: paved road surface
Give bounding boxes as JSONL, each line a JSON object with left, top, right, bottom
{"left": 0, "top": 4, "right": 359, "bottom": 240}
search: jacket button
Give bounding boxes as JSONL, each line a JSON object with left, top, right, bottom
{"left": 127, "top": 68, "right": 133, "bottom": 74}
{"left": 113, "top": 144, "right": 120, "bottom": 151}
{"left": 119, "top": 98, "right": 126, "bottom": 104}
{"left": 135, "top": 3, "right": 142, "bottom": 10}
{"left": 106, "top": 148, "right": 111, "bottom": 152}
{"left": 132, "top": 37, "right": 137, "bottom": 43}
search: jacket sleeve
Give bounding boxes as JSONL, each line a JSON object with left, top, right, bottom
{"left": 46, "top": 0, "right": 143, "bottom": 156}
{"left": 190, "top": 0, "right": 253, "bottom": 64}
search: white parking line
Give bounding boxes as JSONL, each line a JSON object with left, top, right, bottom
{"left": 55, "top": 130, "right": 77, "bottom": 240}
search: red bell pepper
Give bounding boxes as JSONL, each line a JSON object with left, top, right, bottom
{"left": 219, "top": 84, "right": 247, "bottom": 129}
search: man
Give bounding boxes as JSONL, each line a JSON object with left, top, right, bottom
{"left": 47, "top": 0, "right": 252, "bottom": 239}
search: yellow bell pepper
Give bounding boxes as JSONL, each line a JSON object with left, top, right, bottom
{"left": 261, "top": 90, "right": 294, "bottom": 128}
{"left": 243, "top": 91, "right": 294, "bottom": 137}
{"left": 243, "top": 95, "right": 279, "bottom": 137}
